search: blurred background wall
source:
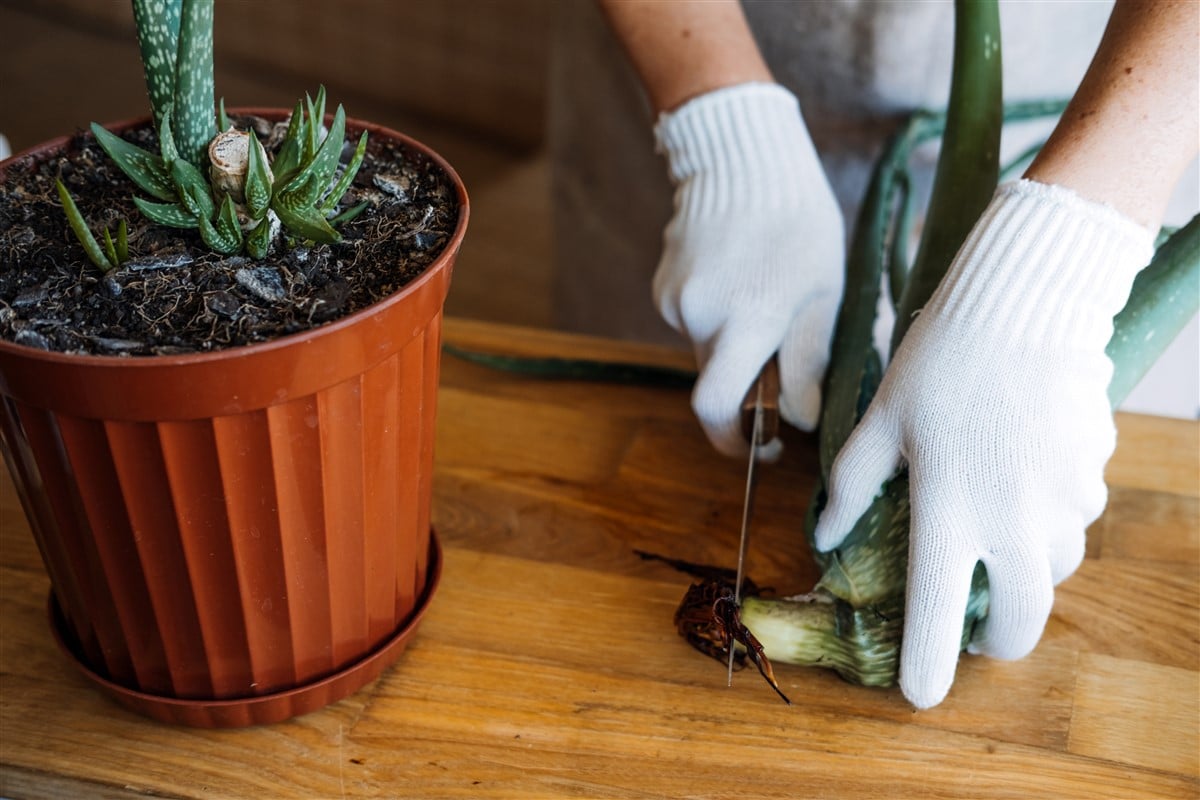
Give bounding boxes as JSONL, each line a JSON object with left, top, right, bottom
{"left": 1, "top": 0, "right": 1194, "bottom": 419}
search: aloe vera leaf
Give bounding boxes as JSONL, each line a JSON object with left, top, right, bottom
{"left": 55, "top": 179, "right": 113, "bottom": 272}
{"left": 889, "top": 0, "right": 1003, "bottom": 355}
{"left": 1107, "top": 215, "right": 1200, "bottom": 406}
{"left": 90, "top": 123, "right": 174, "bottom": 201}
{"left": 218, "top": 97, "right": 230, "bottom": 132}
{"left": 274, "top": 202, "right": 341, "bottom": 244}
{"left": 273, "top": 100, "right": 307, "bottom": 182}
{"left": 303, "top": 87, "right": 327, "bottom": 164}
{"left": 131, "top": 0, "right": 181, "bottom": 134}
{"left": 245, "top": 217, "right": 273, "bottom": 259}
{"left": 278, "top": 105, "right": 347, "bottom": 209}
{"left": 157, "top": 108, "right": 180, "bottom": 165}
{"left": 133, "top": 197, "right": 199, "bottom": 229}
{"left": 818, "top": 111, "right": 943, "bottom": 480}
{"left": 245, "top": 133, "right": 274, "bottom": 219}
{"left": 198, "top": 195, "right": 243, "bottom": 254}
{"left": 321, "top": 131, "right": 369, "bottom": 215}
{"left": 170, "top": 157, "right": 214, "bottom": 220}
{"left": 172, "top": 0, "right": 217, "bottom": 168}
{"left": 887, "top": 171, "right": 915, "bottom": 311}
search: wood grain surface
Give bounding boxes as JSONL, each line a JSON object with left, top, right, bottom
{"left": 1, "top": 318, "right": 1197, "bottom": 799}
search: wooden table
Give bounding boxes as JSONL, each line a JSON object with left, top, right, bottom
{"left": 2, "top": 318, "right": 1197, "bottom": 799}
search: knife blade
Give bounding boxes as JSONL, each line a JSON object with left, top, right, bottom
{"left": 727, "top": 356, "right": 780, "bottom": 685}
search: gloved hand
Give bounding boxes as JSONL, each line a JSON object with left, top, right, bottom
{"left": 653, "top": 82, "right": 845, "bottom": 456}
{"left": 813, "top": 179, "right": 1154, "bottom": 709}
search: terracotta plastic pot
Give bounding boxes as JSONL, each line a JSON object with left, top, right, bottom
{"left": 0, "top": 111, "right": 468, "bottom": 727}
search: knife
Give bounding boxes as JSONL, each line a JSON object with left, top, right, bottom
{"left": 727, "top": 356, "right": 781, "bottom": 685}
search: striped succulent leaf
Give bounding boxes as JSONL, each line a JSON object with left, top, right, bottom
{"left": 172, "top": 0, "right": 217, "bottom": 168}
{"left": 133, "top": 197, "right": 200, "bottom": 229}
{"left": 321, "top": 131, "right": 369, "bottom": 215}
{"left": 90, "top": 122, "right": 174, "bottom": 202}
{"left": 278, "top": 105, "right": 346, "bottom": 209}
{"left": 243, "top": 133, "right": 274, "bottom": 219}
{"left": 198, "top": 195, "right": 244, "bottom": 255}
{"left": 131, "top": 0, "right": 181, "bottom": 135}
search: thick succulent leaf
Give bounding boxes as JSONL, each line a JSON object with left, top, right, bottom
{"left": 132, "top": 0, "right": 181, "bottom": 134}
{"left": 303, "top": 87, "right": 327, "bottom": 164}
{"left": 198, "top": 195, "right": 243, "bottom": 254}
{"left": 90, "top": 122, "right": 175, "bottom": 201}
{"left": 245, "top": 217, "right": 273, "bottom": 259}
{"left": 321, "top": 130, "right": 368, "bottom": 214}
{"left": 157, "top": 108, "right": 180, "bottom": 165}
{"left": 55, "top": 178, "right": 114, "bottom": 271}
{"left": 889, "top": 0, "right": 1002, "bottom": 353}
{"left": 272, "top": 99, "right": 307, "bottom": 182}
{"left": 1108, "top": 215, "right": 1200, "bottom": 405}
{"left": 245, "top": 133, "right": 274, "bottom": 219}
{"left": 218, "top": 96, "right": 230, "bottom": 132}
{"left": 172, "top": 0, "right": 217, "bottom": 167}
{"left": 275, "top": 202, "right": 341, "bottom": 244}
{"left": 171, "top": 158, "right": 214, "bottom": 220}
{"left": 279, "top": 105, "right": 346, "bottom": 208}
{"left": 133, "top": 197, "right": 199, "bottom": 229}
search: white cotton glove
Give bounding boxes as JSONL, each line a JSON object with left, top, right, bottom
{"left": 813, "top": 179, "right": 1154, "bottom": 709}
{"left": 653, "top": 83, "right": 845, "bottom": 456}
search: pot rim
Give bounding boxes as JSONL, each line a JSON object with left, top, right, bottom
{"left": 0, "top": 108, "right": 470, "bottom": 369}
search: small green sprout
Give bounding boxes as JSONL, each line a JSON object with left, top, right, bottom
{"left": 55, "top": 179, "right": 129, "bottom": 273}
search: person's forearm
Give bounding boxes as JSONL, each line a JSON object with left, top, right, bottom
{"left": 1025, "top": 0, "right": 1199, "bottom": 230}
{"left": 597, "top": 0, "right": 773, "bottom": 113}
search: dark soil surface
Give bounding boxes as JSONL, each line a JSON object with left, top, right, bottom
{"left": 0, "top": 114, "right": 459, "bottom": 356}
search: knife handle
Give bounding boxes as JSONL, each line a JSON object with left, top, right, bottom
{"left": 740, "top": 356, "right": 780, "bottom": 445}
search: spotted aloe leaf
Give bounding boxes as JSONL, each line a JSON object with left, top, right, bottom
{"left": 278, "top": 105, "right": 346, "bottom": 209}
{"left": 133, "top": 197, "right": 199, "bottom": 229}
{"left": 245, "top": 132, "right": 273, "bottom": 219}
{"left": 198, "top": 195, "right": 243, "bottom": 254}
{"left": 275, "top": 202, "right": 340, "bottom": 244}
{"left": 90, "top": 123, "right": 174, "bottom": 202}
{"left": 273, "top": 99, "right": 308, "bottom": 182}
{"left": 131, "top": 0, "right": 181, "bottom": 135}
{"left": 245, "top": 217, "right": 273, "bottom": 259}
{"left": 303, "top": 86, "right": 327, "bottom": 164}
{"left": 170, "top": 158, "right": 214, "bottom": 220}
{"left": 172, "top": 0, "right": 217, "bottom": 168}
{"left": 157, "top": 109, "right": 180, "bottom": 165}
{"left": 321, "top": 130, "right": 368, "bottom": 215}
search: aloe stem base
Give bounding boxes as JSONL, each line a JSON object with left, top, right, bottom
{"left": 740, "top": 591, "right": 901, "bottom": 688}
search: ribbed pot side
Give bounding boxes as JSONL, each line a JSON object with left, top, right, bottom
{"left": 0, "top": 113, "right": 468, "bottom": 727}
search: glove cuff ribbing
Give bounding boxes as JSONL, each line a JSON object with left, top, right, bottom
{"left": 653, "top": 82, "right": 826, "bottom": 215}
{"left": 926, "top": 179, "right": 1155, "bottom": 350}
